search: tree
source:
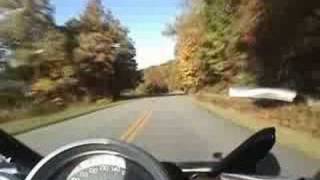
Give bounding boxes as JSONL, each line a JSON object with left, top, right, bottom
{"left": 73, "top": 0, "right": 117, "bottom": 99}
{"left": 110, "top": 21, "right": 138, "bottom": 97}
{"left": 0, "top": 0, "right": 54, "bottom": 86}
{"left": 142, "top": 68, "right": 169, "bottom": 94}
{"left": 137, "top": 61, "right": 177, "bottom": 95}
{"left": 74, "top": 32, "right": 115, "bottom": 98}
{"left": 73, "top": 0, "right": 139, "bottom": 99}
{"left": 167, "top": 0, "right": 249, "bottom": 92}
{"left": 31, "top": 29, "right": 77, "bottom": 104}
{"left": 79, "top": 0, "right": 105, "bottom": 32}
{"left": 63, "top": 18, "right": 82, "bottom": 61}
{"left": 0, "top": 0, "right": 139, "bottom": 105}
{"left": 0, "top": 0, "right": 54, "bottom": 46}
{"left": 112, "top": 38, "right": 138, "bottom": 97}
{"left": 169, "top": 0, "right": 205, "bottom": 92}
{"left": 245, "top": 0, "right": 320, "bottom": 91}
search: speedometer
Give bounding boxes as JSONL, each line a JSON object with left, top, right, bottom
{"left": 66, "top": 155, "right": 127, "bottom": 180}
{"left": 25, "top": 139, "right": 169, "bottom": 180}
{"left": 54, "top": 154, "right": 153, "bottom": 180}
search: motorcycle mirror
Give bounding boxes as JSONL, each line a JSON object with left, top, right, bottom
{"left": 210, "top": 127, "right": 276, "bottom": 177}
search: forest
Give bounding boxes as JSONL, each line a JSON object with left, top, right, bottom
{"left": 0, "top": 0, "right": 139, "bottom": 122}
{"left": 137, "top": 0, "right": 320, "bottom": 136}
{"left": 2, "top": 0, "right": 320, "bottom": 136}
{"left": 146, "top": 0, "right": 320, "bottom": 94}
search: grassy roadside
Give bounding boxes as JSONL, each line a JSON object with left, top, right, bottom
{"left": 193, "top": 93, "right": 320, "bottom": 159}
{"left": 0, "top": 100, "right": 127, "bottom": 135}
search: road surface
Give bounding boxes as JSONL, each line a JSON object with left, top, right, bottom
{"left": 16, "top": 96, "right": 320, "bottom": 178}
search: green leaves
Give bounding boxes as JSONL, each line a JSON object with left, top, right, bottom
{"left": 0, "top": 0, "right": 24, "bottom": 14}
{"left": 1, "top": 0, "right": 138, "bottom": 104}
{"left": 0, "top": 0, "right": 53, "bottom": 46}
{"left": 36, "top": 29, "right": 68, "bottom": 62}
{"left": 170, "top": 0, "right": 242, "bottom": 91}
{"left": 72, "top": 0, "right": 138, "bottom": 98}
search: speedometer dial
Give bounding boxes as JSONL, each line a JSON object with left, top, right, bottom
{"left": 67, "top": 155, "right": 127, "bottom": 180}
{"left": 26, "top": 139, "right": 169, "bottom": 180}
{"left": 63, "top": 154, "right": 153, "bottom": 180}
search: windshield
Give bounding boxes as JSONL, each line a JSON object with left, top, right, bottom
{"left": 0, "top": 0, "right": 319, "bottom": 179}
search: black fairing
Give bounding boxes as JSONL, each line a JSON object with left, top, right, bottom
{"left": 0, "top": 130, "right": 42, "bottom": 171}
{"left": 210, "top": 127, "right": 276, "bottom": 176}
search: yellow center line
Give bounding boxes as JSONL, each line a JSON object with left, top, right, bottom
{"left": 120, "top": 110, "right": 152, "bottom": 142}
{"left": 120, "top": 111, "right": 149, "bottom": 141}
{"left": 126, "top": 111, "right": 152, "bottom": 143}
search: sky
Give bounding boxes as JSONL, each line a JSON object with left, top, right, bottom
{"left": 52, "top": 0, "right": 180, "bottom": 69}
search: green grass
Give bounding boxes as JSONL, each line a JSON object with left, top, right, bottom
{"left": 193, "top": 94, "right": 320, "bottom": 160}
{"left": 0, "top": 100, "right": 126, "bottom": 135}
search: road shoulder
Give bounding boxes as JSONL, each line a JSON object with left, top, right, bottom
{"left": 193, "top": 96, "right": 320, "bottom": 160}
{"left": 0, "top": 100, "right": 127, "bottom": 135}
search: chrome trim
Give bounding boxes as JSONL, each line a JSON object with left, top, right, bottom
{"left": 182, "top": 168, "right": 212, "bottom": 173}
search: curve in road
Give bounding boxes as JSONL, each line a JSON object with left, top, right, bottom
{"left": 16, "top": 96, "right": 320, "bottom": 178}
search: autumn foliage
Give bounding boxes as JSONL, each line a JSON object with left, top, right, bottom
{"left": 0, "top": 0, "right": 139, "bottom": 105}
{"left": 167, "top": 0, "right": 320, "bottom": 94}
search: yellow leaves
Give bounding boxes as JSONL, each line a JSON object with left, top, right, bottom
{"left": 32, "top": 64, "right": 76, "bottom": 94}
{"left": 171, "top": 0, "right": 245, "bottom": 91}
{"left": 62, "top": 65, "right": 75, "bottom": 77}
{"left": 32, "top": 78, "right": 57, "bottom": 93}
{"left": 36, "top": 29, "right": 67, "bottom": 63}
{"left": 174, "top": 26, "right": 203, "bottom": 91}
{"left": 49, "top": 69, "right": 60, "bottom": 79}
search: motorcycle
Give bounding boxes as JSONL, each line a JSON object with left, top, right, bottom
{"left": 0, "top": 127, "right": 304, "bottom": 180}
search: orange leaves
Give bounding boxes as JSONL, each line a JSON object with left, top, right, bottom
{"left": 174, "top": 25, "right": 203, "bottom": 91}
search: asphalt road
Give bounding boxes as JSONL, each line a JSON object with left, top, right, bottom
{"left": 16, "top": 96, "right": 320, "bottom": 178}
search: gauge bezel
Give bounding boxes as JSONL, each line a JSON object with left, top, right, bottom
{"left": 25, "top": 139, "right": 170, "bottom": 180}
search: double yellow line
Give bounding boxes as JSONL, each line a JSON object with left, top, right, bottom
{"left": 120, "top": 110, "right": 152, "bottom": 143}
